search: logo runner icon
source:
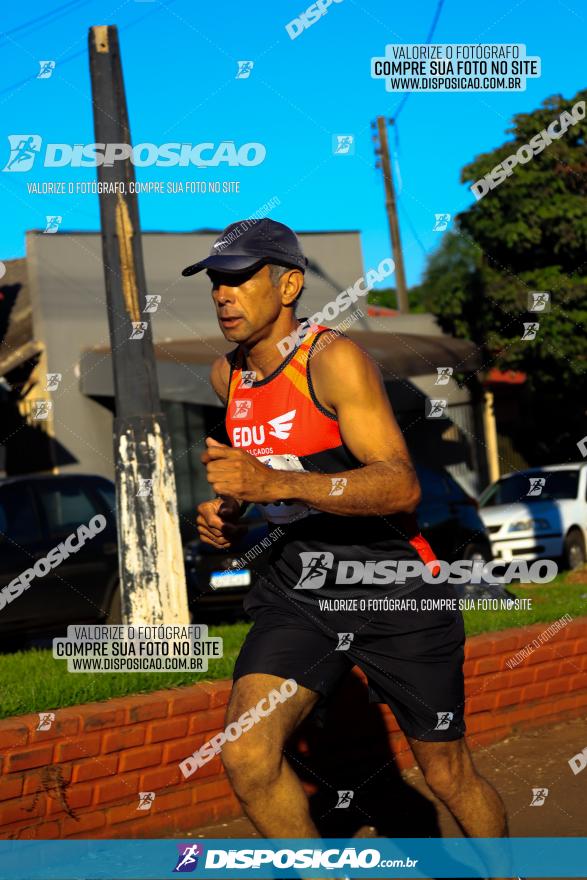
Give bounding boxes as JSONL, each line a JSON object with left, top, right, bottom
{"left": 4, "top": 135, "right": 42, "bottom": 172}
{"left": 173, "top": 843, "right": 204, "bottom": 872}
{"left": 294, "top": 551, "right": 334, "bottom": 589}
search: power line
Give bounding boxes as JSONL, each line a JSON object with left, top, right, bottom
{"left": 0, "top": 0, "right": 179, "bottom": 100}
{"left": 399, "top": 201, "right": 429, "bottom": 257}
{"left": 392, "top": 0, "right": 446, "bottom": 123}
{"left": 0, "top": 0, "right": 92, "bottom": 44}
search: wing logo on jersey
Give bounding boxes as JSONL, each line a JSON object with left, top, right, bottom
{"left": 267, "top": 409, "right": 296, "bottom": 440}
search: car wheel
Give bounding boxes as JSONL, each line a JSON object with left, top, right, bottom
{"left": 106, "top": 580, "right": 122, "bottom": 624}
{"left": 462, "top": 542, "right": 491, "bottom": 564}
{"left": 563, "top": 529, "right": 586, "bottom": 570}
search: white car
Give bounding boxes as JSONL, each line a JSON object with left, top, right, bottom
{"left": 479, "top": 463, "right": 587, "bottom": 569}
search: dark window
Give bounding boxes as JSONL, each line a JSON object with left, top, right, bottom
{"left": 0, "top": 484, "right": 42, "bottom": 544}
{"left": 92, "top": 481, "right": 116, "bottom": 515}
{"left": 36, "top": 481, "right": 98, "bottom": 533}
{"left": 480, "top": 470, "right": 580, "bottom": 507}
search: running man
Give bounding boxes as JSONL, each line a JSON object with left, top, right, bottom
{"left": 183, "top": 219, "right": 507, "bottom": 841}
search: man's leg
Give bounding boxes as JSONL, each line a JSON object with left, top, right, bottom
{"left": 221, "top": 672, "right": 321, "bottom": 838}
{"left": 407, "top": 735, "right": 508, "bottom": 837}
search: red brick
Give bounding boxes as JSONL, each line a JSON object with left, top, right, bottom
{"left": 496, "top": 687, "right": 523, "bottom": 708}
{"left": 572, "top": 637, "right": 587, "bottom": 655}
{"left": 146, "top": 717, "right": 188, "bottom": 743}
{"left": 102, "top": 726, "right": 145, "bottom": 753}
{"left": 525, "top": 644, "right": 562, "bottom": 665}
{"left": 95, "top": 772, "right": 140, "bottom": 805}
{"left": 464, "top": 634, "right": 495, "bottom": 659}
{"left": 560, "top": 657, "right": 583, "bottom": 675}
{"left": 149, "top": 787, "right": 193, "bottom": 813}
{"left": 473, "top": 672, "right": 513, "bottom": 693}
{"left": 0, "top": 775, "right": 23, "bottom": 801}
{"left": 72, "top": 755, "right": 118, "bottom": 783}
{"left": 570, "top": 691, "right": 587, "bottom": 709}
{"left": 466, "top": 693, "right": 498, "bottom": 714}
{"left": 139, "top": 765, "right": 183, "bottom": 790}
{"left": 162, "top": 734, "right": 205, "bottom": 764}
{"left": 103, "top": 806, "right": 196, "bottom": 838}
{"left": 23, "top": 764, "right": 72, "bottom": 795}
{"left": 549, "top": 639, "right": 579, "bottom": 659}
{"left": 193, "top": 779, "right": 233, "bottom": 803}
{"left": 0, "top": 794, "right": 45, "bottom": 825}
{"left": 5, "top": 744, "right": 53, "bottom": 773}
{"left": 12, "top": 819, "right": 61, "bottom": 839}
{"left": 30, "top": 714, "right": 80, "bottom": 743}
{"left": 79, "top": 705, "right": 126, "bottom": 732}
{"left": 533, "top": 661, "right": 564, "bottom": 682}
{"left": 125, "top": 696, "right": 168, "bottom": 724}
{"left": 502, "top": 705, "right": 535, "bottom": 726}
{"left": 521, "top": 682, "right": 548, "bottom": 701}
{"left": 570, "top": 674, "right": 587, "bottom": 690}
{"left": 473, "top": 655, "right": 503, "bottom": 676}
{"left": 465, "top": 713, "right": 507, "bottom": 734}
{"left": 118, "top": 745, "right": 162, "bottom": 773}
{"left": 486, "top": 632, "right": 526, "bottom": 653}
{"left": 61, "top": 809, "right": 106, "bottom": 837}
{"left": 0, "top": 722, "right": 29, "bottom": 750}
{"left": 167, "top": 687, "right": 210, "bottom": 716}
{"left": 106, "top": 799, "right": 147, "bottom": 825}
{"left": 506, "top": 666, "right": 536, "bottom": 687}
{"left": 545, "top": 677, "right": 573, "bottom": 697}
{"left": 463, "top": 660, "right": 476, "bottom": 678}
{"left": 54, "top": 734, "right": 101, "bottom": 763}
{"left": 197, "top": 681, "right": 232, "bottom": 708}
{"left": 46, "top": 783, "right": 94, "bottom": 817}
{"left": 187, "top": 708, "right": 226, "bottom": 734}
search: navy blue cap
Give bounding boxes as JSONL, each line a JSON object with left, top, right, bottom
{"left": 181, "top": 218, "right": 308, "bottom": 276}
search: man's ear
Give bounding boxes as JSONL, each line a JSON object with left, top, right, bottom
{"left": 281, "top": 269, "right": 305, "bottom": 308}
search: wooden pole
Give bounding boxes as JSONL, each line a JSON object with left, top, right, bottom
{"left": 375, "top": 116, "right": 409, "bottom": 313}
{"left": 88, "top": 25, "right": 189, "bottom": 625}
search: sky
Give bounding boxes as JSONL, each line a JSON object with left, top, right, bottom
{"left": 0, "top": 0, "right": 584, "bottom": 287}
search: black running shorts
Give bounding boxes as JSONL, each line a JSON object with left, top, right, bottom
{"left": 233, "top": 578, "right": 466, "bottom": 742}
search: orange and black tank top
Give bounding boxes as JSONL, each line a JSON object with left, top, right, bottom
{"left": 224, "top": 324, "right": 435, "bottom": 601}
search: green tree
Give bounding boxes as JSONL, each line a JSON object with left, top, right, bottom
{"left": 419, "top": 89, "right": 587, "bottom": 462}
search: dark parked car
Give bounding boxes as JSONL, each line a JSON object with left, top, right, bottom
{"left": 0, "top": 473, "right": 120, "bottom": 642}
{"left": 415, "top": 463, "right": 493, "bottom": 563}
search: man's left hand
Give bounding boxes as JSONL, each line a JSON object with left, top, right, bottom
{"left": 202, "top": 437, "right": 283, "bottom": 503}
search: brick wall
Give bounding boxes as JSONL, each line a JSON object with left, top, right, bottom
{"left": 1, "top": 618, "right": 586, "bottom": 840}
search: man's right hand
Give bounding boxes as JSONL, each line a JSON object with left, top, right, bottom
{"left": 196, "top": 496, "right": 246, "bottom": 549}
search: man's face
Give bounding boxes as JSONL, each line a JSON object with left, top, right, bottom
{"left": 208, "top": 264, "right": 293, "bottom": 344}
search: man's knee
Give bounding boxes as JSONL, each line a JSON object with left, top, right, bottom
{"left": 222, "top": 734, "right": 282, "bottom": 796}
{"left": 419, "top": 742, "right": 469, "bottom": 802}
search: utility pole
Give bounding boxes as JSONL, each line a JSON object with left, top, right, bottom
{"left": 372, "top": 116, "right": 409, "bottom": 313}
{"left": 88, "top": 25, "right": 189, "bottom": 625}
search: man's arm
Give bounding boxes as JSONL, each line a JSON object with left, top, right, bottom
{"left": 197, "top": 355, "right": 247, "bottom": 549}
{"left": 203, "top": 336, "right": 421, "bottom": 517}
